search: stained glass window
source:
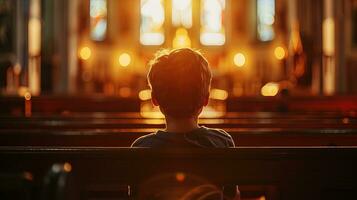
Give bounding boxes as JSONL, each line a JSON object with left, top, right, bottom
{"left": 200, "top": 0, "right": 226, "bottom": 46}
{"left": 172, "top": 0, "right": 192, "bottom": 28}
{"left": 140, "top": 0, "right": 165, "bottom": 45}
{"left": 90, "top": 0, "right": 107, "bottom": 41}
{"left": 257, "top": 0, "right": 275, "bottom": 42}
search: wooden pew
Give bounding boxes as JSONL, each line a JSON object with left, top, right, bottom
{"left": 2, "top": 96, "right": 357, "bottom": 115}
{"left": 0, "top": 147, "right": 356, "bottom": 200}
{"left": 1, "top": 115, "right": 356, "bottom": 130}
{"left": 1, "top": 128, "right": 357, "bottom": 147}
{"left": 0, "top": 96, "right": 141, "bottom": 115}
{"left": 227, "top": 96, "right": 357, "bottom": 112}
{"left": 1, "top": 110, "right": 356, "bottom": 147}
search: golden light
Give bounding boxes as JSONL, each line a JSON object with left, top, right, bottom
{"left": 118, "top": 53, "right": 131, "bottom": 67}
{"left": 210, "top": 89, "right": 228, "bottom": 100}
{"left": 261, "top": 82, "right": 279, "bottom": 97}
{"left": 259, "top": 196, "right": 267, "bottom": 200}
{"left": 18, "top": 87, "right": 29, "bottom": 97}
{"left": 28, "top": 0, "right": 41, "bottom": 56}
{"left": 28, "top": 19, "right": 41, "bottom": 55}
{"left": 140, "top": 111, "right": 165, "bottom": 118}
{"left": 234, "top": 53, "right": 246, "bottom": 67}
{"left": 323, "top": 18, "right": 335, "bottom": 56}
{"left": 139, "top": 89, "right": 152, "bottom": 101}
{"left": 119, "top": 87, "right": 132, "bottom": 97}
{"left": 79, "top": 47, "right": 92, "bottom": 60}
{"left": 24, "top": 92, "right": 32, "bottom": 101}
{"left": 172, "top": 28, "right": 191, "bottom": 48}
{"left": 63, "top": 162, "right": 72, "bottom": 172}
{"left": 24, "top": 92, "right": 32, "bottom": 117}
{"left": 274, "top": 46, "right": 286, "bottom": 60}
{"left": 175, "top": 172, "right": 186, "bottom": 182}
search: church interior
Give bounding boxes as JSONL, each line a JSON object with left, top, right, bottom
{"left": 1, "top": 0, "right": 357, "bottom": 199}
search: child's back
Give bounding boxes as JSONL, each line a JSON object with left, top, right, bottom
{"left": 131, "top": 48, "right": 234, "bottom": 148}
{"left": 131, "top": 48, "right": 238, "bottom": 199}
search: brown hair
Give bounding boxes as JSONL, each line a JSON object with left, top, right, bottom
{"left": 147, "top": 48, "right": 212, "bottom": 118}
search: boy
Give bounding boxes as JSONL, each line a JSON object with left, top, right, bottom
{"left": 131, "top": 48, "right": 239, "bottom": 199}
{"left": 132, "top": 48, "right": 235, "bottom": 148}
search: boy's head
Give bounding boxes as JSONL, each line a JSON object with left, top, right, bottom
{"left": 147, "top": 48, "right": 212, "bottom": 118}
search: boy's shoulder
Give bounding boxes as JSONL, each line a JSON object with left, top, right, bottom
{"left": 131, "top": 126, "right": 235, "bottom": 148}
{"left": 194, "top": 126, "right": 235, "bottom": 147}
{"left": 131, "top": 132, "right": 158, "bottom": 147}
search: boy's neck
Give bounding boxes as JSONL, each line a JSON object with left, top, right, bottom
{"left": 164, "top": 116, "right": 200, "bottom": 133}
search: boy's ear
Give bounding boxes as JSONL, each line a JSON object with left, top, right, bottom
{"left": 151, "top": 92, "right": 159, "bottom": 106}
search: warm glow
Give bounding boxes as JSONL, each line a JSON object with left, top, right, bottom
{"left": 79, "top": 47, "right": 92, "bottom": 60}
{"left": 141, "top": 0, "right": 165, "bottom": 45}
{"left": 172, "top": 0, "right": 192, "bottom": 28}
{"left": 234, "top": 53, "right": 246, "bottom": 67}
{"left": 28, "top": 19, "right": 41, "bottom": 56}
{"left": 175, "top": 172, "right": 186, "bottom": 182}
{"left": 140, "top": 111, "right": 165, "bottom": 118}
{"left": 274, "top": 46, "right": 286, "bottom": 60}
{"left": 25, "top": 91, "right": 32, "bottom": 117}
{"left": 200, "top": 0, "right": 226, "bottom": 46}
{"left": 261, "top": 82, "right": 279, "bottom": 96}
{"left": 291, "top": 23, "right": 303, "bottom": 53}
{"left": 118, "top": 53, "right": 131, "bottom": 67}
{"left": 259, "top": 196, "right": 267, "bottom": 200}
{"left": 28, "top": 0, "right": 41, "bottom": 56}
{"left": 210, "top": 89, "right": 228, "bottom": 100}
{"left": 18, "top": 87, "right": 30, "bottom": 97}
{"left": 64, "top": 162, "right": 72, "bottom": 172}
{"left": 24, "top": 92, "right": 32, "bottom": 101}
{"left": 119, "top": 87, "right": 132, "bottom": 97}
{"left": 342, "top": 118, "right": 350, "bottom": 124}
{"left": 323, "top": 18, "right": 335, "bottom": 56}
{"left": 173, "top": 28, "right": 191, "bottom": 48}
{"left": 139, "top": 89, "right": 152, "bottom": 101}
{"left": 28, "top": 0, "right": 41, "bottom": 95}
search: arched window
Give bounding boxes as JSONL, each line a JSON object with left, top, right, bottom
{"left": 200, "top": 0, "right": 226, "bottom": 46}
{"left": 90, "top": 0, "right": 107, "bottom": 41}
{"left": 257, "top": 0, "right": 275, "bottom": 42}
{"left": 172, "top": 0, "right": 192, "bottom": 28}
{"left": 140, "top": 0, "right": 165, "bottom": 45}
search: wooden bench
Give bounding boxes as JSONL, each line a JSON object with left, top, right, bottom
{"left": 2, "top": 96, "right": 357, "bottom": 115}
{"left": 1, "top": 114, "right": 356, "bottom": 130}
{"left": 0, "top": 147, "right": 356, "bottom": 200}
{"left": 1, "top": 128, "right": 357, "bottom": 147}
{"left": 1, "top": 110, "right": 356, "bottom": 147}
{"left": 227, "top": 96, "right": 357, "bottom": 112}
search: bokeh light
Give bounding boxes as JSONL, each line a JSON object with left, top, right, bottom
{"left": 261, "top": 82, "right": 279, "bottom": 96}
{"left": 234, "top": 53, "right": 246, "bottom": 67}
{"left": 139, "top": 89, "right": 152, "bottom": 101}
{"left": 118, "top": 53, "right": 131, "bottom": 67}
{"left": 79, "top": 47, "right": 92, "bottom": 60}
{"left": 274, "top": 46, "right": 286, "bottom": 60}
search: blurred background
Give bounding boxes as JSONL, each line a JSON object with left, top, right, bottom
{"left": 1, "top": 2, "right": 357, "bottom": 199}
{"left": 1, "top": 0, "right": 357, "bottom": 99}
